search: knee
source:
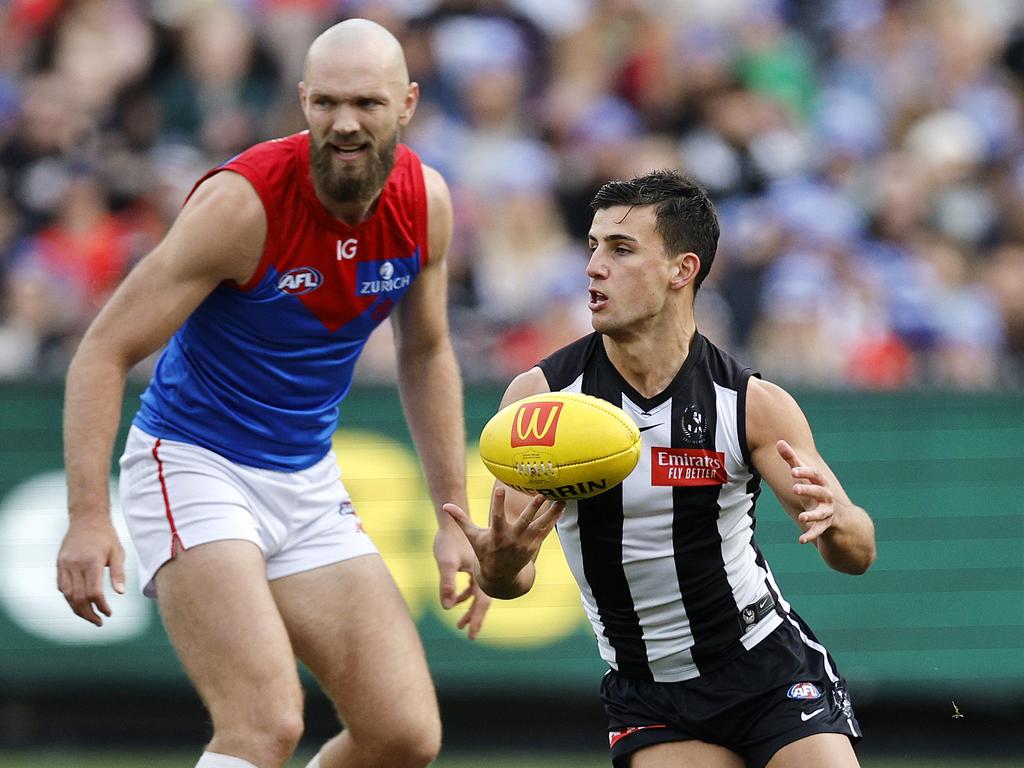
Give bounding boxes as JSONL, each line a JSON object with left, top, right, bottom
{"left": 212, "top": 708, "right": 304, "bottom": 767}
{"left": 260, "top": 711, "right": 305, "bottom": 763}
{"left": 380, "top": 710, "right": 441, "bottom": 768}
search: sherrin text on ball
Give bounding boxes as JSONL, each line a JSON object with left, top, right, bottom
{"left": 479, "top": 392, "right": 641, "bottom": 500}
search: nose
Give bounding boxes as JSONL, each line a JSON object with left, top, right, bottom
{"left": 331, "top": 104, "right": 361, "bottom": 136}
{"left": 586, "top": 248, "right": 607, "bottom": 279}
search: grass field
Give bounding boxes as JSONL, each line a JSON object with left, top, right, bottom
{"left": 0, "top": 753, "right": 1020, "bottom": 768}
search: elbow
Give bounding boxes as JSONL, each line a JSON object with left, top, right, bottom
{"left": 69, "top": 332, "right": 136, "bottom": 376}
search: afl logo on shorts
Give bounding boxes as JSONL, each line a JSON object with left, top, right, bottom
{"left": 787, "top": 682, "right": 823, "bottom": 700}
{"left": 277, "top": 267, "right": 323, "bottom": 295}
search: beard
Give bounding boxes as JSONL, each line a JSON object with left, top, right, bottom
{"left": 309, "top": 128, "right": 399, "bottom": 205}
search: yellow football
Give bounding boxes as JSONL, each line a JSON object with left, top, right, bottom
{"left": 479, "top": 392, "right": 641, "bottom": 500}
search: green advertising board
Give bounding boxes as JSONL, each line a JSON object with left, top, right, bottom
{"left": 1, "top": 382, "right": 1022, "bottom": 704}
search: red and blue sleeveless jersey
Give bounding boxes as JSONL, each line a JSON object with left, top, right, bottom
{"left": 133, "top": 131, "right": 429, "bottom": 470}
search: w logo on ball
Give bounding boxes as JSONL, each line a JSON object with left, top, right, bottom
{"left": 511, "top": 401, "right": 563, "bottom": 447}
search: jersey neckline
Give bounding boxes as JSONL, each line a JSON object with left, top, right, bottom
{"left": 597, "top": 331, "right": 708, "bottom": 413}
{"left": 295, "top": 132, "right": 408, "bottom": 234}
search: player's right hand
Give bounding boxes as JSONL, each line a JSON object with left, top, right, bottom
{"left": 444, "top": 487, "right": 564, "bottom": 595}
{"left": 57, "top": 519, "right": 126, "bottom": 626}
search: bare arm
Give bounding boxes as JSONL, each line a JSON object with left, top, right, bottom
{"left": 444, "top": 367, "right": 565, "bottom": 599}
{"left": 58, "top": 171, "right": 266, "bottom": 624}
{"left": 746, "top": 377, "right": 876, "bottom": 575}
{"left": 390, "top": 164, "right": 491, "bottom": 636}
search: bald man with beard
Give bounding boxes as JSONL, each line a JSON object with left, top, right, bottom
{"left": 57, "top": 19, "right": 489, "bottom": 768}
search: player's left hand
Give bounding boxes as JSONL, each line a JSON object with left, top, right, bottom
{"left": 433, "top": 524, "right": 492, "bottom": 640}
{"left": 777, "top": 439, "right": 835, "bottom": 545}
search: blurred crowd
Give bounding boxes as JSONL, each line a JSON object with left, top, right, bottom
{"left": 2, "top": 0, "right": 1024, "bottom": 389}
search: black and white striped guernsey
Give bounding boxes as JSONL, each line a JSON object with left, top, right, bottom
{"left": 538, "top": 331, "right": 791, "bottom": 683}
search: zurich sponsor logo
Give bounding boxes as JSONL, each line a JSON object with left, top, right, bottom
{"left": 277, "top": 267, "right": 323, "bottom": 295}
{"left": 357, "top": 257, "right": 415, "bottom": 296}
{"left": 787, "top": 682, "right": 823, "bottom": 701}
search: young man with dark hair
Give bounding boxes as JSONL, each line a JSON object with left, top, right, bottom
{"left": 447, "top": 169, "right": 876, "bottom": 768}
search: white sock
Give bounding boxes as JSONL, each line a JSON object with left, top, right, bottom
{"left": 304, "top": 752, "right": 322, "bottom": 768}
{"left": 195, "top": 752, "right": 259, "bottom": 768}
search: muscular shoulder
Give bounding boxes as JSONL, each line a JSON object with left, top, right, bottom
{"left": 178, "top": 170, "right": 267, "bottom": 284}
{"left": 501, "top": 367, "right": 550, "bottom": 408}
{"left": 745, "top": 377, "right": 807, "bottom": 453}
{"left": 422, "top": 164, "right": 453, "bottom": 264}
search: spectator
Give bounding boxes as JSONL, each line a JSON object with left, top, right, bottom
{"left": 1, "top": 0, "right": 1023, "bottom": 388}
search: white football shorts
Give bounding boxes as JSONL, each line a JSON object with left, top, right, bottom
{"left": 118, "top": 425, "right": 378, "bottom": 598}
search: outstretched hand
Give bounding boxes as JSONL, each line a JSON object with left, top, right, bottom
{"left": 444, "top": 487, "right": 565, "bottom": 599}
{"left": 776, "top": 439, "right": 835, "bottom": 545}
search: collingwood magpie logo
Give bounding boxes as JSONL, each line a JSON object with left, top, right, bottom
{"left": 680, "top": 404, "right": 707, "bottom": 445}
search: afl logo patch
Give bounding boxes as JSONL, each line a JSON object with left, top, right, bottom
{"left": 787, "top": 682, "right": 823, "bottom": 700}
{"left": 277, "top": 267, "right": 323, "bottom": 295}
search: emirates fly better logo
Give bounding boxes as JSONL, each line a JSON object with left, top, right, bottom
{"left": 510, "top": 401, "right": 563, "bottom": 447}
{"left": 651, "top": 447, "right": 727, "bottom": 486}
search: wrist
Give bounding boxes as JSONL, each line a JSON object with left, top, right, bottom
{"left": 478, "top": 560, "right": 532, "bottom": 599}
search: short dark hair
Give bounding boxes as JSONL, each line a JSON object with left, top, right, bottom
{"left": 590, "top": 170, "right": 720, "bottom": 291}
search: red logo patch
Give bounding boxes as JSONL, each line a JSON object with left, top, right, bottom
{"left": 651, "top": 448, "right": 727, "bottom": 486}
{"left": 510, "top": 401, "right": 563, "bottom": 447}
{"left": 608, "top": 724, "right": 669, "bottom": 748}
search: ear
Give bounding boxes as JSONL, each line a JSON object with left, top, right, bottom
{"left": 298, "top": 81, "right": 308, "bottom": 112}
{"left": 399, "top": 81, "right": 420, "bottom": 126}
{"left": 669, "top": 252, "right": 701, "bottom": 291}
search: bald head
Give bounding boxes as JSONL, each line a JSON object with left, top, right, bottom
{"left": 304, "top": 18, "right": 409, "bottom": 87}
{"left": 300, "top": 18, "right": 419, "bottom": 214}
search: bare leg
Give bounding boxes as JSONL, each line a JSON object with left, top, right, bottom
{"left": 630, "top": 740, "right": 745, "bottom": 768}
{"left": 156, "top": 540, "right": 305, "bottom": 768}
{"left": 270, "top": 554, "right": 440, "bottom": 768}
{"left": 766, "top": 733, "right": 860, "bottom": 768}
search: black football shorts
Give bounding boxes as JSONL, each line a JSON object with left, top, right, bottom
{"left": 601, "top": 616, "right": 861, "bottom": 768}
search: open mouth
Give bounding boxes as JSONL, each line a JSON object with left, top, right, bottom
{"left": 331, "top": 142, "right": 369, "bottom": 159}
{"left": 589, "top": 289, "right": 608, "bottom": 311}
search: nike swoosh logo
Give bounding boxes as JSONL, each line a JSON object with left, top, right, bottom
{"left": 638, "top": 424, "right": 663, "bottom": 433}
{"left": 801, "top": 708, "right": 825, "bottom": 721}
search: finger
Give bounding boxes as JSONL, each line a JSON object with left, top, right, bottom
{"left": 451, "top": 581, "right": 475, "bottom": 606}
{"left": 433, "top": 546, "right": 459, "bottom": 610}
{"left": 57, "top": 565, "right": 71, "bottom": 600}
{"left": 109, "top": 544, "right": 127, "bottom": 595}
{"left": 776, "top": 440, "right": 802, "bottom": 469}
{"left": 462, "top": 588, "right": 491, "bottom": 640}
{"left": 84, "top": 563, "right": 112, "bottom": 619}
{"left": 69, "top": 569, "right": 103, "bottom": 627}
{"left": 528, "top": 500, "right": 565, "bottom": 535}
{"left": 438, "top": 568, "right": 457, "bottom": 610}
{"left": 794, "top": 484, "right": 832, "bottom": 504}
{"left": 443, "top": 503, "right": 482, "bottom": 541}
{"left": 489, "top": 487, "right": 508, "bottom": 533}
{"left": 791, "top": 465, "right": 824, "bottom": 485}
{"left": 512, "top": 494, "right": 547, "bottom": 535}
{"left": 799, "top": 520, "right": 831, "bottom": 545}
